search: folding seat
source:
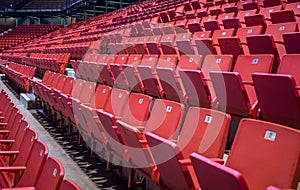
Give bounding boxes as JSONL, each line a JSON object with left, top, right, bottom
{"left": 121, "top": 55, "right": 144, "bottom": 93}
{"left": 72, "top": 81, "right": 96, "bottom": 140}
{"left": 95, "top": 88, "right": 130, "bottom": 160}
{"left": 0, "top": 140, "right": 48, "bottom": 188}
{"left": 218, "top": 36, "right": 244, "bottom": 63}
{"left": 236, "top": 9, "right": 257, "bottom": 25}
{"left": 259, "top": 5, "right": 282, "bottom": 23}
{"left": 137, "top": 55, "right": 163, "bottom": 98}
{"left": 202, "top": 16, "right": 221, "bottom": 31}
{"left": 217, "top": 12, "right": 236, "bottom": 27}
{"left": 177, "top": 55, "right": 203, "bottom": 70}
{"left": 110, "top": 55, "right": 129, "bottom": 90}
{"left": 79, "top": 84, "right": 111, "bottom": 152}
{"left": 253, "top": 73, "right": 300, "bottom": 129}
{"left": 257, "top": 22, "right": 298, "bottom": 62}
{"left": 145, "top": 35, "right": 162, "bottom": 55}
{"left": 0, "top": 111, "right": 24, "bottom": 143}
{"left": 187, "top": 18, "right": 202, "bottom": 33}
{"left": 160, "top": 34, "right": 177, "bottom": 55}
{"left": 285, "top": 2, "right": 300, "bottom": 23}
{"left": 134, "top": 36, "right": 149, "bottom": 54}
{"left": 161, "top": 23, "right": 175, "bottom": 34}
{"left": 210, "top": 54, "right": 274, "bottom": 118}
{"left": 0, "top": 128, "right": 37, "bottom": 187}
{"left": 190, "top": 119, "right": 300, "bottom": 190}
{"left": 179, "top": 55, "right": 233, "bottom": 108}
{"left": 174, "top": 20, "right": 187, "bottom": 33}
{"left": 234, "top": 25, "right": 264, "bottom": 54}
{"left": 98, "top": 55, "right": 117, "bottom": 87}
{"left": 195, "top": 8, "right": 209, "bottom": 19}
{"left": 60, "top": 79, "right": 86, "bottom": 128}
{"left": 145, "top": 107, "right": 231, "bottom": 190}
{"left": 283, "top": 32, "right": 300, "bottom": 54}
{"left": 59, "top": 179, "right": 81, "bottom": 190}
{"left": 212, "top": 28, "right": 236, "bottom": 54}
{"left": 270, "top": 9, "right": 297, "bottom": 24}
{"left": 116, "top": 98, "right": 184, "bottom": 188}
{"left": 175, "top": 33, "right": 195, "bottom": 55}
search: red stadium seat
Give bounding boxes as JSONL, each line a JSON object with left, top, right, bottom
{"left": 191, "top": 119, "right": 300, "bottom": 190}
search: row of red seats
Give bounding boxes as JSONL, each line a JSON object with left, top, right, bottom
{"left": 72, "top": 53, "right": 300, "bottom": 130}
{"left": 0, "top": 25, "right": 63, "bottom": 53}
{"left": 0, "top": 90, "right": 80, "bottom": 190}
{"left": 43, "top": 43, "right": 91, "bottom": 60}
{"left": 24, "top": 53, "right": 71, "bottom": 75}
{"left": 6, "top": 53, "right": 28, "bottom": 64}
{"left": 30, "top": 70, "right": 300, "bottom": 190}
{"left": 103, "top": 22, "right": 299, "bottom": 67}
{"left": 0, "top": 62, "right": 35, "bottom": 92}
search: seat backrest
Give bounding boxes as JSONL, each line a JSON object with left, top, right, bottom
{"left": 178, "top": 55, "right": 203, "bottom": 70}
{"left": 59, "top": 179, "right": 81, "bottom": 190}
{"left": 140, "top": 55, "right": 159, "bottom": 69}
{"left": 35, "top": 157, "right": 64, "bottom": 190}
{"left": 61, "top": 77, "right": 74, "bottom": 95}
{"left": 103, "top": 88, "right": 129, "bottom": 117}
{"left": 278, "top": 54, "right": 300, "bottom": 85}
{"left": 12, "top": 128, "right": 38, "bottom": 167}
{"left": 89, "top": 84, "right": 111, "bottom": 109}
{"left": 201, "top": 55, "right": 233, "bottom": 76}
{"left": 252, "top": 73, "right": 300, "bottom": 129}
{"left": 156, "top": 55, "right": 178, "bottom": 69}
{"left": 236, "top": 25, "right": 264, "bottom": 44}
{"left": 17, "top": 140, "right": 48, "bottom": 187}
{"left": 56, "top": 75, "right": 67, "bottom": 92}
{"left": 78, "top": 81, "right": 96, "bottom": 104}
{"left": 71, "top": 79, "right": 86, "bottom": 99}
{"left": 9, "top": 119, "right": 30, "bottom": 153}
{"left": 233, "top": 54, "right": 274, "bottom": 81}
{"left": 283, "top": 32, "right": 300, "bottom": 54}
{"left": 120, "top": 93, "right": 153, "bottom": 126}
{"left": 265, "top": 22, "right": 299, "bottom": 42}
{"left": 226, "top": 119, "right": 300, "bottom": 190}
{"left": 178, "top": 107, "right": 231, "bottom": 158}
{"left": 144, "top": 99, "right": 184, "bottom": 139}
{"left": 190, "top": 152, "right": 249, "bottom": 190}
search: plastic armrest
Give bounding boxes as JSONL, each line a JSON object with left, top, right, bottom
{"left": 0, "top": 123, "right": 8, "bottom": 126}
{"left": 210, "top": 158, "right": 224, "bottom": 164}
{"left": 0, "top": 130, "right": 10, "bottom": 134}
{"left": 178, "top": 158, "right": 192, "bottom": 166}
{"left": 295, "top": 86, "right": 300, "bottom": 90}
{"left": 241, "top": 81, "right": 254, "bottom": 86}
{"left": 2, "top": 187, "right": 36, "bottom": 190}
{"left": 0, "top": 139, "right": 15, "bottom": 144}
{"left": 203, "top": 78, "right": 211, "bottom": 82}
{"left": 0, "top": 166, "right": 26, "bottom": 172}
{"left": 0, "top": 150, "right": 19, "bottom": 156}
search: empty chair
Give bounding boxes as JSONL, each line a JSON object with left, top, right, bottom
{"left": 253, "top": 73, "right": 300, "bottom": 129}
{"left": 145, "top": 107, "right": 231, "bottom": 190}
{"left": 191, "top": 118, "right": 300, "bottom": 190}
{"left": 116, "top": 99, "right": 184, "bottom": 188}
{"left": 0, "top": 140, "right": 48, "bottom": 188}
{"left": 283, "top": 32, "right": 300, "bottom": 54}
{"left": 180, "top": 55, "right": 233, "bottom": 107}
{"left": 210, "top": 54, "right": 274, "bottom": 118}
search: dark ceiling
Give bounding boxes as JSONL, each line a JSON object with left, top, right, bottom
{"left": 0, "top": 0, "right": 138, "bottom": 19}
